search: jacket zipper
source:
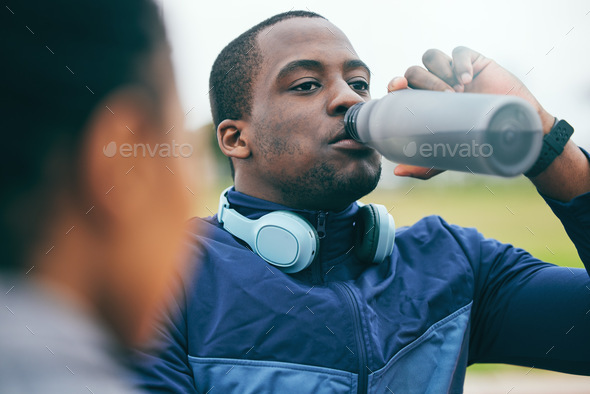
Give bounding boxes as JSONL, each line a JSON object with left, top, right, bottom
{"left": 333, "top": 282, "right": 368, "bottom": 394}
{"left": 316, "top": 211, "right": 327, "bottom": 239}
{"left": 312, "top": 212, "right": 328, "bottom": 284}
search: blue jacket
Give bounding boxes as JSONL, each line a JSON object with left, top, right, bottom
{"left": 133, "top": 187, "right": 590, "bottom": 393}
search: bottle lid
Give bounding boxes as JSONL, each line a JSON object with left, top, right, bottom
{"left": 344, "top": 102, "right": 365, "bottom": 141}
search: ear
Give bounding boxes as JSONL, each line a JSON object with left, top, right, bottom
{"left": 80, "top": 88, "right": 163, "bottom": 231}
{"left": 76, "top": 87, "right": 193, "bottom": 345}
{"left": 217, "top": 119, "right": 251, "bottom": 159}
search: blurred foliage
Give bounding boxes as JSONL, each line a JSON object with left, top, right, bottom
{"left": 364, "top": 175, "right": 582, "bottom": 268}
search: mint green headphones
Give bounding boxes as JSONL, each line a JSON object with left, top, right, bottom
{"left": 217, "top": 187, "right": 395, "bottom": 273}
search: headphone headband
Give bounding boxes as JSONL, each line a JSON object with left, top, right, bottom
{"left": 217, "top": 187, "right": 395, "bottom": 273}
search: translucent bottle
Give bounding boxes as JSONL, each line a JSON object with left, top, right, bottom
{"left": 344, "top": 90, "right": 543, "bottom": 177}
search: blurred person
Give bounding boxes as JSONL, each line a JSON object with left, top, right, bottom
{"left": 0, "top": 0, "right": 193, "bottom": 392}
{"left": 133, "top": 11, "right": 590, "bottom": 393}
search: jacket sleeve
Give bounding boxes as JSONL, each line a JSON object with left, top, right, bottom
{"left": 130, "top": 272, "right": 198, "bottom": 393}
{"left": 467, "top": 174, "right": 590, "bottom": 374}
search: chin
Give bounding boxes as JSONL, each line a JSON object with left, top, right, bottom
{"left": 276, "top": 161, "right": 382, "bottom": 209}
{"left": 341, "top": 176, "right": 380, "bottom": 201}
{"left": 330, "top": 163, "right": 382, "bottom": 204}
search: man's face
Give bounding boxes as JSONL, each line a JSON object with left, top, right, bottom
{"left": 245, "top": 18, "right": 382, "bottom": 210}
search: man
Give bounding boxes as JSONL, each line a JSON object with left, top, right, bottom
{"left": 133, "top": 11, "right": 590, "bottom": 393}
{"left": 1, "top": 0, "right": 193, "bottom": 392}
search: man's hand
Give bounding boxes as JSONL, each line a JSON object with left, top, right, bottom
{"left": 389, "top": 46, "right": 555, "bottom": 179}
{"left": 389, "top": 47, "right": 590, "bottom": 202}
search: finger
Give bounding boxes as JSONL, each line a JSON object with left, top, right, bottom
{"left": 421, "top": 48, "right": 458, "bottom": 87}
{"left": 387, "top": 76, "right": 408, "bottom": 93}
{"left": 451, "top": 46, "right": 485, "bottom": 85}
{"left": 404, "top": 66, "right": 454, "bottom": 92}
{"left": 394, "top": 164, "right": 444, "bottom": 179}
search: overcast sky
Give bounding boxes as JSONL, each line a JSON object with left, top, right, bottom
{"left": 157, "top": 0, "right": 590, "bottom": 147}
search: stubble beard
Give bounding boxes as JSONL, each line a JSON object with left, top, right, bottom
{"left": 253, "top": 120, "right": 382, "bottom": 210}
{"left": 274, "top": 159, "right": 382, "bottom": 210}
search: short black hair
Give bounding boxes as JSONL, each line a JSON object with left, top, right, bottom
{"left": 1, "top": 0, "right": 167, "bottom": 271}
{"left": 208, "top": 10, "right": 326, "bottom": 177}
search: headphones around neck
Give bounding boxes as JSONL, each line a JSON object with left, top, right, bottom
{"left": 217, "top": 187, "right": 395, "bottom": 273}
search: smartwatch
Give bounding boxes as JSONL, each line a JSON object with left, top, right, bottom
{"left": 524, "top": 119, "right": 574, "bottom": 178}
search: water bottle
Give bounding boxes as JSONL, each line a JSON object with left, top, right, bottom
{"left": 344, "top": 89, "right": 543, "bottom": 177}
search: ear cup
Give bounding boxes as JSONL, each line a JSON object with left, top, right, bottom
{"left": 354, "top": 205, "right": 380, "bottom": 263}
{"left": 253, "top": 211, "right": 319, "bottom": 273}
{"left": 355, "top": 204, "right": 396, "bottom": 263}
{"left": 218, "top": 187, "right": 319, "bottom": 274}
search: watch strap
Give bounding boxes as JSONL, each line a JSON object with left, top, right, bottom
{"left": 525, "top": 119, "right": 574, "bottom": 178}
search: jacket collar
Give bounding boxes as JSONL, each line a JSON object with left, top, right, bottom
{"left": 225, "top": 187, "right": 359, "bottom": 264}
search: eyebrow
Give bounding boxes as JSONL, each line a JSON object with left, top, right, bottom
{"left": 275, "top": 58, "right": 372, "bottom": 83}
{"left": 343, "top": 59, "right": 371, "bottom": 77}
{"left": 276, "top": 59, "right": 323, "bottom": 82}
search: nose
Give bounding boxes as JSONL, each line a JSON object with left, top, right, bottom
{"left": 326, "top": 80, "right": 365, "bottom": 116}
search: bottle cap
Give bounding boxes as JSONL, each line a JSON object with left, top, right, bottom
{"left": 344, "top": 102, "right": 365, "bottom": 141}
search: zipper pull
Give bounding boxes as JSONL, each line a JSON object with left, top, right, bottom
{"left": 317, "top": 211, "right": 327, "bottom": 239}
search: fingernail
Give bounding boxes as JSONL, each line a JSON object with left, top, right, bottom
{"left": 390, "top": 77, "right": 402, "bottom": 87}
{"left": 444, "top": 88, "right": 454, "bottom": 93}
{"left": 461, "top": 73, "right": 472, "bottom": 84}
{"left": 453, "top": 84, "right": 462, "bottom": 92}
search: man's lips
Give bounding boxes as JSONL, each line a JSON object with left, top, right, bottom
{"left": 329, "top": 131, "right": 372, "bottom": 150}
{"left": 329, "top": 130, "right": 355, "bottom": 144}
{"left": 328, "top": 128, "right": 354, "bottom": 144}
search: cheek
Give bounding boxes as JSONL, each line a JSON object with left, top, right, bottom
{"left": 253, "top": 108, "right": 321, "bottom": 161}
